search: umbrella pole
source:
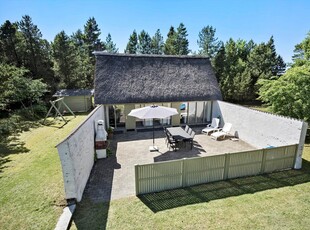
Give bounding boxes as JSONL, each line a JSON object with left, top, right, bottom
{"left": 153, "top": 118, "right": 155, "bottom": 146}
{"left": 149, "top": 118, "right": 158, "bottom": 152}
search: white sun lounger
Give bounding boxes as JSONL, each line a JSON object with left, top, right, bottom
{"left": 211, "top": 123, "right": 232, "bottom": 140}
{"left": 202, "top": 118, "right": 220, "bottom": 135}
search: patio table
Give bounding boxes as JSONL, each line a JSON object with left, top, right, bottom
{"left": 166, "top": 127, "right": 191, "bottom": 141}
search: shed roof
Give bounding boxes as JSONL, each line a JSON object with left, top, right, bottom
{"left": 94, "top": 53, "right": 222, "bottom": 104}
{"left": 53, "top": 89, "right": 94, "bottom": 97}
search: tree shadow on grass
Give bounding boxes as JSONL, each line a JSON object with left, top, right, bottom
{"left": 138, "top": 158, "right": 310, "bottom": 213}
{"left": 0, "top": 138, "right": 29, "bottom": 154}
{"left": 0, "top": 158, "right": 11, "bottom": 175}
{"left": 0, "top": 139, "right": 29, "bottom": 176}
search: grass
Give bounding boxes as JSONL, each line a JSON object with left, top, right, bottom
{"left": 0, "top": 115, "right": 88, "bottom": 230}
{"left": 241, "top": 104, "right": 270, "bottom": 113}
{"left": 71, "top": 135, "right": 310, "bottom": 229}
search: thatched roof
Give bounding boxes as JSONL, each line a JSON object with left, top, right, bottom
{"left": 53, "top": 89, "right": 94, "bottom": 97}
{"left": 94, "top": 53, "right": 222, "bottom": 104}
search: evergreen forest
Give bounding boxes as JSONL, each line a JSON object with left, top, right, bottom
{"left": 0, "top": 15, "right": 309, "bottom": 141}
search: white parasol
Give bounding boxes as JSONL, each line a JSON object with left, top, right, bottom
{"left": 128, "top": 105, "right": 178, "bottom": 151}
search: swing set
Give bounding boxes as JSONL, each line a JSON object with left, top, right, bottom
{"left": 43, "top": 97, "right": 76, "bottom": 124}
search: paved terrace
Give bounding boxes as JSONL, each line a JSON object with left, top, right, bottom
{"left": 82, "top": 127, "right": 256, "bottom": 203}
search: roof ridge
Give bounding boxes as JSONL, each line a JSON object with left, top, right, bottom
{"left": 93, "top": 51, "right": 210, "bottom": 59}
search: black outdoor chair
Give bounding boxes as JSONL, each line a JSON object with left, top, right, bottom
{"left": 189, "top": 131, "right": 196, "bottom": 149}
{"left": 163, "top": 127, "right": 168, "bottom": 144}
{"left": 167, "top": 134, "right": 178, "bottom": 151}
{"left": 183, "top": 130, "right": 195, "bottom": 149}
{"left": 188, "top": 128, "right": 193, "bottom": 136}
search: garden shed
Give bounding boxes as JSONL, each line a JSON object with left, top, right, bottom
{"left": 53, "top": 89, "right": 94, "bottom": 112}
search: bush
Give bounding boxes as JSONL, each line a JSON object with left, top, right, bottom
{"left": 32, "top": 103, "right": 47, "bottom": 117}
{"left": 0, "top": 120, "right": 12, "bottom": 137}
{"left": 15, "top": 108, "right": 34, "bottom": 120}
{"left": 13, "top": 103, "right": 47, "bottom": 120}
{"left": 0, "top": 116, "right": 19, "bottom": 141}
{"left": 258, "top": 64, "right": 310, "bottom": 121}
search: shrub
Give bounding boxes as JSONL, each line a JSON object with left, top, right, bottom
{"left": 32, "top": 103, "right": 47, "bottom": 117}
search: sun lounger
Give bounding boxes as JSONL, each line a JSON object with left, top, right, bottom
{"left": 202, "top": 118, "right": 220, "bottom": 135}
{"left": 211, "top": 123, "right": 232, "bottom": 140}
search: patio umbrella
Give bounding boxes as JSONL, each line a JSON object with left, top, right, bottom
{"left": 128, "top": 105, "right": 178, "bottom": 151}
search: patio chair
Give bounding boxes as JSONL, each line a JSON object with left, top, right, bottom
{"left": 164, "top": 130, "right": 171, "bottom": 145}
{"left": 187, "top": 128, "right": 193, "bottom": 135}
{"left": 167, "top": 134, "right": 177, "bottom": 151}
{"left": 211, "top": 123, "right": 232, "bottom": 141}
{"left": 163, "top": 127, "right": 169, "bottom": 144}
{"left": 189, "top": 131, "right": 196, "bottom": 149}
{"left": 202, "top": 118, "right": 220, "bottom": 135}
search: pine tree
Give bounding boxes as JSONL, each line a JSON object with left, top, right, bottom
{"left": 267, "top": 36, "right": 279, "bottom": 76}
{"left": 274, "top": 55, "right": 286, "bottom": 76}
{"left": 219, "top": 38, "right": 238, "bottom": 101}
{"left": 164, "top": 26, "right": 177, "bottom": 55}
{"left": 71, "top": 29, "right": 85, "bottom": 48}
{"left": 137, "top": 30, "right": 152, "bottom": 54}
{"left": 82, "top": 17, "right": 105, "bottom": 87}
{"left": 70, "top": 29, "right": 93, "bottom": 88}
{"left": 18, "top": 15, "right": 54, "bottom": 87}
{"left": 213, "top": 39, "right": 255, "bottom": 101}
{"left": 0, "top": 20, "right": 22, "bottom": 66}
{"left": 104, "top": 33, "right": 118, "bottom": 53}
{"left": 197, "top": 25, "right": 221, "bottom": 58}
{"left": 175, "top": 23, "right": 189, "bottom": 55}
{"left": 125, "top": 30, "right": 138, "bottom": 54}
{"left": 151, "top": 29, "right": 164, "bottom": 54}
{"left": 212, "top": 43, "right": 225, "bottom": 83}
{"left": 18, "top": 15, "right": 43, "bottom": 77}
{"left": 83, "top": 17, "right": 104, "bottom": 57}
{"left": 52, "top": 31, "right": 81, "bottom": 88}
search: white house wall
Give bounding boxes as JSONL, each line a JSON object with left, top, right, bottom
{"left": 56, "top": 105, "right": 104, "bottom": 201}
{"left": 212, "top": 101, "right": 308, "bottom": 169}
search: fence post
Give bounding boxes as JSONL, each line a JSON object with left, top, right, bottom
{"left": 292, "top": 144, "right": 299, "bottom": 168}
{"left": 181, "top": 158, "right": 186, "bottom": 187}
{"left": 261, "top": 149, "right": 267, "bottom": 173}
{"left": 295, "top": 121, "right": 308, "bottom": 169}
{"left": 223, "top": 153, "right": 230, "bottom": 180}
{"left": 135, "top": 164, "right": 139, "bottom": 195}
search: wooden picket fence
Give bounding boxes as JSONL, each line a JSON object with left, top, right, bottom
{"left": 135, "top": 144, "right": 298, "bottom": 195}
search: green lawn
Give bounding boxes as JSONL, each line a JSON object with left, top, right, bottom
{"left": 0, "top": 115, "right": 87, "bottom": 230}
{"left": 241, "top": 104, "right": 270, "bottom": 113}
{"left": 72, "top": 135, "right": 310, "bottom": 229}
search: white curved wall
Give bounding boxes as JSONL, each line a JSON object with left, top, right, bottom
{"left": 57, "top": 105, "right": 105, "bottom": 201}
{"left": 212, "top": 101, "right": 308, "bottom": 169}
